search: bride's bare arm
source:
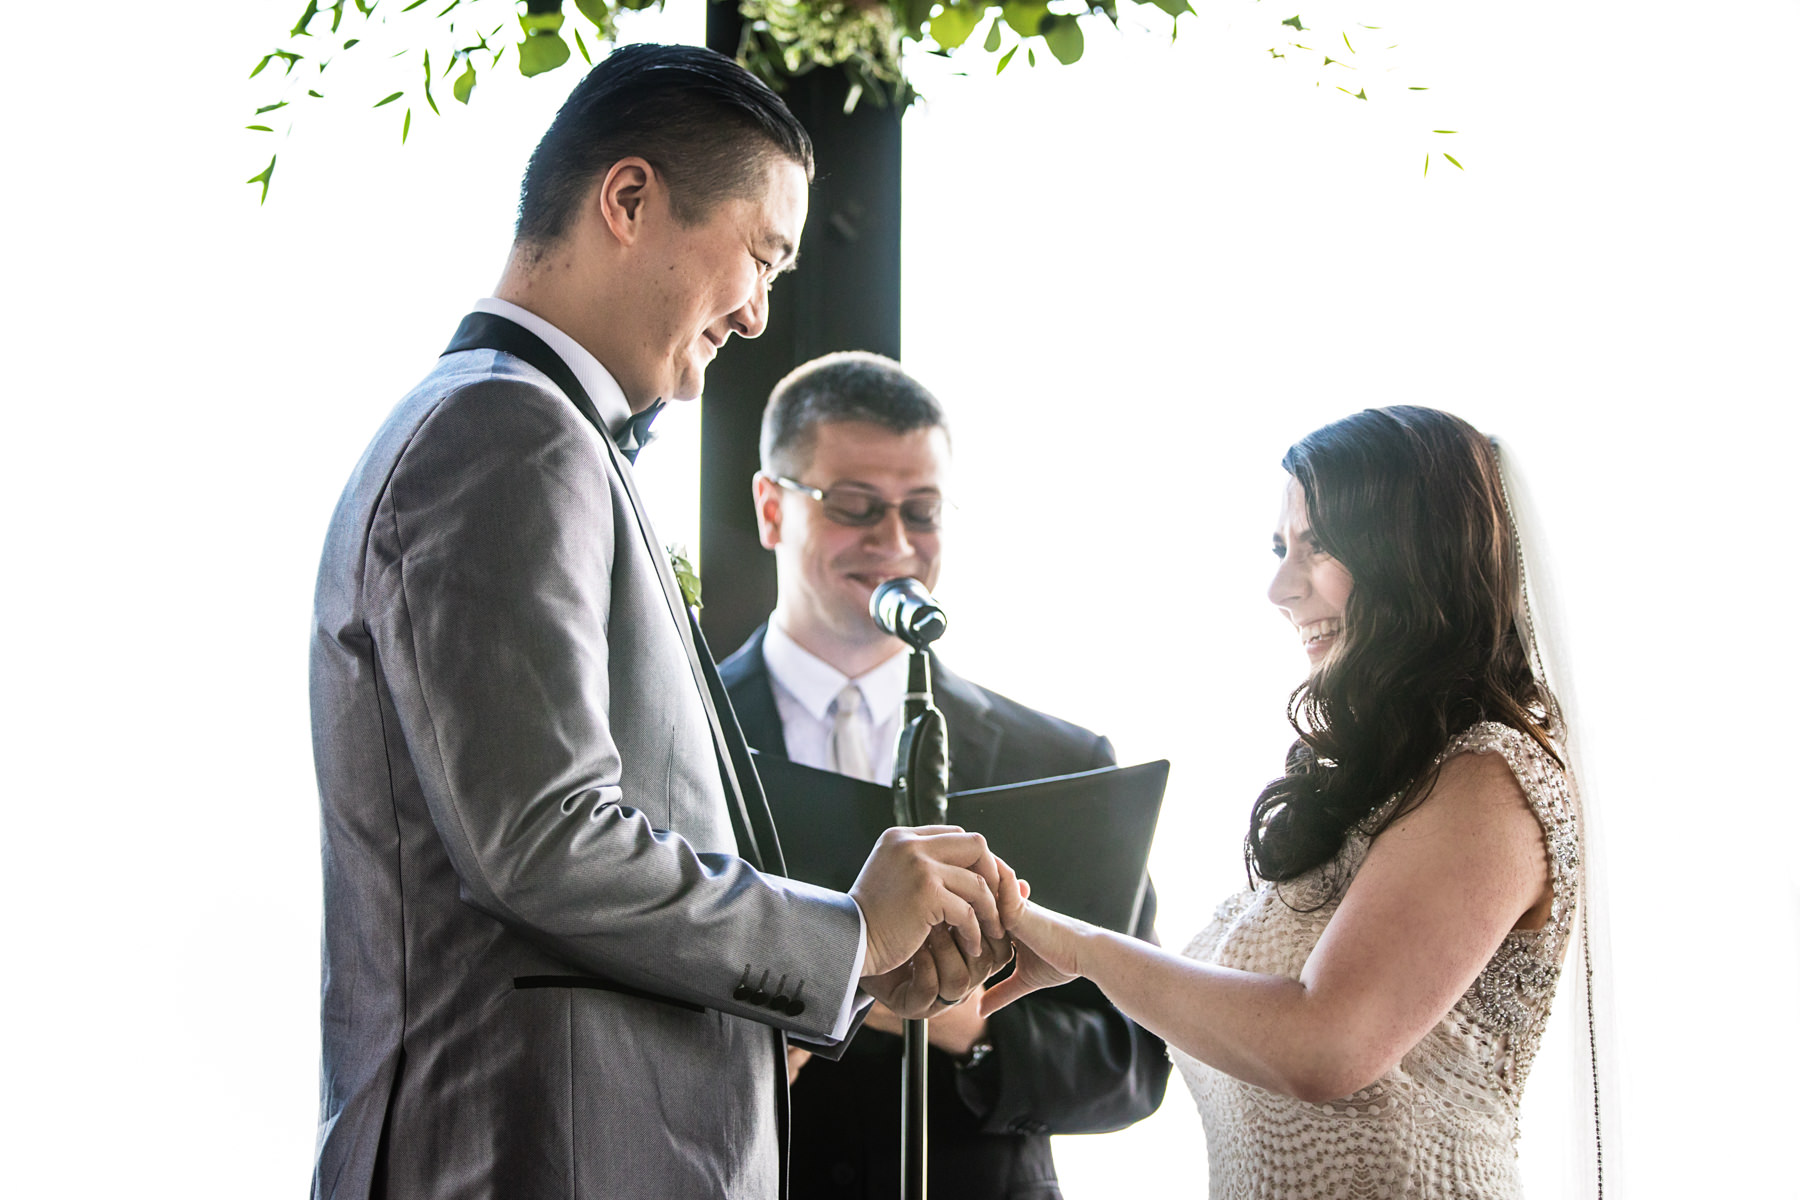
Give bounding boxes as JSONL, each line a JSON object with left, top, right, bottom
{"left": 983, "top": 750, "right": 1551, "bottom": 1103}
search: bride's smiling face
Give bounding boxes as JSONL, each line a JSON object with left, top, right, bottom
{"left": 1268, "top": 477, "right": 1353, "bottom": 667}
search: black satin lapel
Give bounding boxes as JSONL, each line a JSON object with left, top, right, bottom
{"left": 443, "top": 312, "right": 776, "bottom": 874}
{"left": 445, "top": 312, "right": 608, "bottom": 436}
{"left": 687, "top": 612, "right": 787, "bottom": 877}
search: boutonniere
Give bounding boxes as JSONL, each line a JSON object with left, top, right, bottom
{"left": 668, "top": 544, "right": 702, "bottom": 611}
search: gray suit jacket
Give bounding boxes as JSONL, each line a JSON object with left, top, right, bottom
{"left": 310, "top": 328, "right": 865, "bottom": 1200}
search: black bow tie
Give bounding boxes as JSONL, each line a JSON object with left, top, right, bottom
{"left": 615, "top": 402, "right": 665, "bottom": 464}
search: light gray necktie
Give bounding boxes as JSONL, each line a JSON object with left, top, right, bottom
{"left": 826, "top": 684, "right": 873, "bottom": 782}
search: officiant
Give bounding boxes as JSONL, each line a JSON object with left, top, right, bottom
{"left": 719, "top": 351, "right": 1170, "bottom": 1200}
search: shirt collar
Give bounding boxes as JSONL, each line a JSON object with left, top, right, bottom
{"left": 472, "top": 296, "right": 633, "bottom": 439}
{"left": 764, "top": 622, "right": 910, "bottom": 724}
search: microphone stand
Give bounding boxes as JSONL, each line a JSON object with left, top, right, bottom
{"left": 891, "top": 646, "right": 949, "bottom": 1200}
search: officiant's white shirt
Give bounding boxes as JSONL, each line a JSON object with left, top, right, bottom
{"left": 763, "top": 622, "right": 909, "bottom": 785}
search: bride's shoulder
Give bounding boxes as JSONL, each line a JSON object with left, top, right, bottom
{"left": 1437, "top": 721, "right": 1572, "bottom": 806}
{"left": 1441, "top": 719, "right": 1560, "bottom": 761}
{"left": 1419, "top": 723, "right": 1580, "bottom": 888}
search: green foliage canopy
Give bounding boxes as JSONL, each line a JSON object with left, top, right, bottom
{"left": 245, "top": 0, "right": 1456, "bottom": 202}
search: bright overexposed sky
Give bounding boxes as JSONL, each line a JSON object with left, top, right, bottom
{"left": 2, "top": 0, "right": 1794, "bottom": 1194}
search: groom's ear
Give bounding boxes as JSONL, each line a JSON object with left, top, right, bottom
{"left": 595, "top": 156, "right": 657, "bottom": 246}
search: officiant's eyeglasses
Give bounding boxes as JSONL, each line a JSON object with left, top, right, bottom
{"left": 772, "top": 476, "right": 946, "bottom": 533}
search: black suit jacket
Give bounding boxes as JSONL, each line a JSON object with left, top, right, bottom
{"left": 721, "top": 626, "right": 1170, "bottom": 1200}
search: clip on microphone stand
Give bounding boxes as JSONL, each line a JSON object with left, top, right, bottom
{"left": 874, "top": 580, "right": 950, "bottom": 1200}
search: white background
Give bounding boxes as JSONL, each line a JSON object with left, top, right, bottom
{"left": 2, "top": 0, "right": 1793, "bottom": 1194}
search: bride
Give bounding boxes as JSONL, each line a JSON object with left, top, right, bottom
{"left": 983, "top": 406, "right": 1584, "bottom": 1198}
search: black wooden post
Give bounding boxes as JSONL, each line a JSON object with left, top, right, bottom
{"left": 700, "top": 3, "right": 904, "bottom": 653}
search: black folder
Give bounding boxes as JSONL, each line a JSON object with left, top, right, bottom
{"left": 756, "top": 752, "right": 1169, "bottom": 935}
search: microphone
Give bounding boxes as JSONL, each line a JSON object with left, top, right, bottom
{"left": 870, "top": 578, "right": 948, "bottom": 650}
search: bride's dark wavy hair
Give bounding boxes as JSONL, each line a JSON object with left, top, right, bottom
{"left": 1246, "top": 406, "right": 1561, "bottom": 895}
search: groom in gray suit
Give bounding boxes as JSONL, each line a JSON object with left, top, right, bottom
{"left": 310, "top": 45, "right": 1007, "bottom": 1200}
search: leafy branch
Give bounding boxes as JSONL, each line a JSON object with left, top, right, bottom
{"left": 246, "top": 0, "right": 1458, "bottom": 202}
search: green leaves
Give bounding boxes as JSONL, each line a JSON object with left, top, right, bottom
{"left": 929, "top": 4, "right": 982, "bottom": 51}
{"left": 518, "top": 10, "right": 571, "bottom": 77}
{"left": 249, "top": 50, "right": 302, "bottom": 79}
{"left": 246, "top": 155, "right": 276, "bottom": 205}
{"left": 422, "top": 50, "right": 440, "bottom": 114}
{"left": 1041, "top": 14, "right": 1084, "bottom": 64}
{"left": 1001, "top": 0, "right": 1049, "bottom": 38}
{"left": 290, "top": 1, "right": 322, "bottom": 38}
{"left": 244, "top": 0, "right": 1450, "bottom": 206}
{"left": 667, "top": 545, "right": 703, "bottom": 610}
{"left": 518, "top": 32, "right": 571, "bottom": 76}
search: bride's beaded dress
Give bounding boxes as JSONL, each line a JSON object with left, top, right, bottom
{"left": 1172, "top": 723, "right": 1581, "bottom": 1199}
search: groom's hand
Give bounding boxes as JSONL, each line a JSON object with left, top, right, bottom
{"left": 850, "top": 826, "right": 1003, "bottom": 981}
{"left": 862, "top": 924, "right": 1014, "bottom": 1019}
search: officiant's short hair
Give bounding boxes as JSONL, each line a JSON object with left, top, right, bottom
{"left": 761, "top": 352, "right": 949, "bottom": 478}
{"left": 516, "top": 43, "right": 813, "bottom": 245}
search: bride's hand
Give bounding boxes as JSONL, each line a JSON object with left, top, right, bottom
{"left": 979, "top": 857, "right": 1087, "bottom": 1017}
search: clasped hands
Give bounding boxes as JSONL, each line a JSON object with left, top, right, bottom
{"left": 848, "top": 825, "right": 1016, "bottom": 1020}
{"left": 849, "top": 828, "right": 1090, "bottom": 1022}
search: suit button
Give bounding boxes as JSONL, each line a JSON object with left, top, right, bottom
{"left": 787, "top": 999, "right": 805, "bottom": 1017}
{"left": 733, "top": 984, "right": 753, "bottom": 1002}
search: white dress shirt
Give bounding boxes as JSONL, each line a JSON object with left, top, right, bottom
{"left": 763, "top": 623, "right": 910, "bottom": 785}
{"left": 468, "top": 296, "right": 866, "bottom": 1034}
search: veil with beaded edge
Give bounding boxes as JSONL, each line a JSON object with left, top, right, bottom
{"left": 1492, "top": 436, "right": 1618, "bottom": 1199}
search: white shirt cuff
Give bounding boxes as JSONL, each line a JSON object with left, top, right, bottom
{"left": 826, "top": 901, "right": 870, "bottom": 1042}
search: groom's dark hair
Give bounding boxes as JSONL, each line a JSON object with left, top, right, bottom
{"left": 516, "top": 42, "right": 813, "bottom": 245}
